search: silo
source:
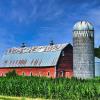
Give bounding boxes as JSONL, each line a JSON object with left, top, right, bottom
{"left": 73, "top": 21, "right": 95, "bottom": 79}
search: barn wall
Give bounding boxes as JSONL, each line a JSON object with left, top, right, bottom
{"left": 56, "top": 44, "right": 73, "bottom": 78}
{"left": 0, "top": 67, "right": 55, "bottom": 78}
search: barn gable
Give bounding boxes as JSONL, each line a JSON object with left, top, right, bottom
{"left": 0, "top": 43, "right": 69, "bottom": 68}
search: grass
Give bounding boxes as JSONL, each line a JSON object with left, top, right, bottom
{"left": 0, "top": 95, "right": 47, "bottom": 100}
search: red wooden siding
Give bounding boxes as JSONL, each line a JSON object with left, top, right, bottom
{"left": 0, "top": 67, "right": 55, "bottom": 78}
{"left": 56, "top": 44, "right": 73, "bottom": 78}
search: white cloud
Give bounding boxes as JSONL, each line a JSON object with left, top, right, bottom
{"left": 2, "top": 0, "right": 64, "bottom": 24}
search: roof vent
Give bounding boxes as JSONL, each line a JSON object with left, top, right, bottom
{"left": 21, "top": 43, "right": 26, "bottom": 48}
{"left": 49, "top": 40, "right": 54, "bottom": 46}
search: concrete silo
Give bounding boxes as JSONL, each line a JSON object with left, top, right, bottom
{"left": 73, "top": 21, "right": 95, "bottom": 79}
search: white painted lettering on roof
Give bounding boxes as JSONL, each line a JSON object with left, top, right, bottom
{"left": 6, "top": 44, "right": 67, "bottom": 54}
{"left": 0, "top": 43, "right": 68, "bottom": 67}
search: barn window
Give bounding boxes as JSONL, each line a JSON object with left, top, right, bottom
{"left": 22, "top": 72, "right": 25, "bottom": 76}
{"left": 30, "top": 72, "right": 32, "bottom": 76}
{"left": 62, "top": 51, "right": 65, "bottom": 56}
{"left": 60, "top": 71, "right": 64, "bottom": 77}
{"left": 62, "top": 71, "right": 64, "bottom": 77}
{"left": 48, "top": 72, "right": 50, "bottom": 77}
{"left": 1, "top": 73, "right": 3, "bottom": 76}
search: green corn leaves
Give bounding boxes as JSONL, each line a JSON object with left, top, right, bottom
{"left": 0, "top": 76, "right": 99, "bottom": 100}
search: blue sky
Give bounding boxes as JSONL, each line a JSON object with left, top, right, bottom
{"left": 0, "top": 0, "right": 100, "bottom": 56}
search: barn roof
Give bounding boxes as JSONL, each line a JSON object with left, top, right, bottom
{"left": 6, "top": 43, "right": 67, "bottom": 54}
{"left": 0, "top": 43, "right": 68, "bottom": 68}
{"left": 95, "top": 57, "right": 100, "bottom": 63}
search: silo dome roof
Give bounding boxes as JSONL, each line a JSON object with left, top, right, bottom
{"left": 73, "top": 21, "right": 94, "bottom": 31}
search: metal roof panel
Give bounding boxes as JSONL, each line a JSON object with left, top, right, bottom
{"left": 95, "top": 57, "right": 100, "bottom": 62}
{"left": 0, "top": 51, "right": 61, "bottom": 67}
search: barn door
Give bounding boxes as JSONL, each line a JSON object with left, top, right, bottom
{"left": 57, "top": 71, "right": 65, "bottom": 78}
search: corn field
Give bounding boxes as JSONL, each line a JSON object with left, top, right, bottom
{"left": 0, "top": 76, "right": 99, "bottom": 100}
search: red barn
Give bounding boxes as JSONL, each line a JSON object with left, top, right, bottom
{"left": 0, "top": 43, "right": 73, "bottom": 78}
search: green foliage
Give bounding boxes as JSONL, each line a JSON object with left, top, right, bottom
{"left": 0, "top": 76, "right": 99, "bottom": 100}
{"left": 6, "top": 70, "right": 18, "bottom": 77}
{"left": 95, "top": 48, "right": 100, "bottom": 58}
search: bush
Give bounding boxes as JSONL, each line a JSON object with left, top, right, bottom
{"left": 6, "top": 70, "right": 18, "bottom": 77}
